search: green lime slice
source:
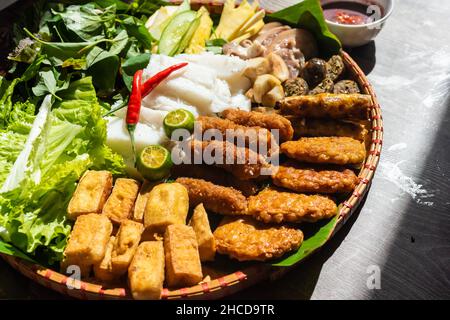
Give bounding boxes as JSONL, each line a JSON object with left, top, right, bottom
{"left": 163, "top": 109, "right": 195, "bottom": 138}
{"left": 137, "top": 145, "right": 173, "bottom": 181}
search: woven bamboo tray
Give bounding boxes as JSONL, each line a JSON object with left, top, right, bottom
{"left": 0, "top": 0, "right": 383, "bottom": 300}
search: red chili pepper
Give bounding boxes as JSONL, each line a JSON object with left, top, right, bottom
{"left": 142, "top": 62, "right": 188, "bottom": 97}
{"left": 126, "top": 69, "right": 143, "bottom": 165}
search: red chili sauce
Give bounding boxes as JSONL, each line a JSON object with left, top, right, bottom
{"left": 322, "top": 2, "right": 380, "bottom": 25}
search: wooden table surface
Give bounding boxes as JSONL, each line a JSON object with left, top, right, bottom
{"left": 0, "top": 0, "right": 449, "bottom": 300}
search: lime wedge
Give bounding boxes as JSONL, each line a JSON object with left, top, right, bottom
{"left": 163, "top": 109, "right": 195, "bottom": 139}
{"left": 137, "top": 145, "right": 173, "bottom": 181}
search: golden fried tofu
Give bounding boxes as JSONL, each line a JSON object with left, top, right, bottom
{"left": 144, "top": 183, "right": 189, "bottom": 235}
{"left": 93, "top": 236, "right": 116, "bottom": 281}
{"left": 128, "top": 241, "right": 165, "bottom": 300}
{"left": 132, "top": 181, "right": 155, "bottom": 223}
{"left": 102, "top": 178, "right": 141, "bottom": 224}
{"left": 164, "top": 224, "right": 203, "bottom": 287}
{"left": 62, "top": 214, "right": 113, "bottom": 277}
{"left": 188, "top": 204, "right": 216, "bottom": 261}
{"left": 111, "top": 220, "right": 144, "bottom": 276}
{"left": 67, "top": 170, "right": 112, "bottom": 220}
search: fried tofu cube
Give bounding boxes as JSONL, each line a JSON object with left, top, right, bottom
{"left": 189, "top": 203, "right": 216, "bottom": 262}
{"left": 164, "top": 224, "right": 203, "bottom": 287}
{"left": 128, "top": 241, "right": 165, "bottom": 300}
{"left": 62, "top": 214, "right": 113, "bottom": 277}
{"left": 144, "top": 183, "right": 189, "bottom": 235}
{"left": 111, "top": 220, "right": 144, "bottom": 276}
{"left": 67, "top": 170, "right": 112, "bottom": 219}
{"left": 132, "top": 181, "right": 155, "bottom": 223}
{"left": 93, "top": 236, "right": 116, "bottom": 281}
{"left": 102, "top": 178, "right": 140, "bottom": 224}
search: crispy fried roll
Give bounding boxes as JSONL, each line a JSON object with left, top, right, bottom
{"left": 221, "top": 109, "right": 294, "bottom": 142}
{"left": 176, "top": 177, "right": 248, "bottom": 215}
{"left": 278, "top": 93, "right": 372, "bottom": 120}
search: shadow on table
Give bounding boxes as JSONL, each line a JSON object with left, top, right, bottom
{"left": 370, "top": 92, "right": 450, "bottom": 299}
{"left": 228, "top": 193, "right": 369, "bottom": 300}
{"left": 345, "top": 41, "right": 377, "bottom": 75}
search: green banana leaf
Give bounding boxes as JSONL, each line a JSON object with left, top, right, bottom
{"left": 267, "top": 0, "right": 341, "bottom": 57}
{"left": 0, "top": 240, "right": 36, "bottom": 264}
{"left": 272, "top": 214, "right": 339, "bottom": 267}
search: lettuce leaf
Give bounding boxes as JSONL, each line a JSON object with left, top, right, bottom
{"left": 0, "top": 77, "right": 125, "bottom": 265}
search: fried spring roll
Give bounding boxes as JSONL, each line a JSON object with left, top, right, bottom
{"left": 196, "top": 116, "right": 274, "bottom": 150}
{"left": 171, "top": 164, "right": 259, "bottom": 196}
{"left": 164, "top": 224, "right": 203, "bottom": 287}
{"left": 291, "top": 118, "right": 368, "bottom": 142}
{"left": 278, "top": 93, "right": 372, "bottom": 120}
{"left": 102, "top": 178, "right": 141, "bottom": 224}
{"left": 128, "top": 241, "right": 165, "bottom": 300}
{"left": 248, "top": 188, "right": 337, "bottom": 223}
{"left": 281, "top": 137, "right": 366, "bottom": 165}
{"left": 176, "top": 177, "right": 248, "bottom": 215}
{"left": 67, "top": 170, "right": 112, "bottom": 219}
{"left": 188, "top": 140, "right": 270, "bottom": 180}
{"left": 272, "top": 164, "right": 358, "bottom": 194}
{"left": 221, "top": 109, "right": 294, "bottom": 142}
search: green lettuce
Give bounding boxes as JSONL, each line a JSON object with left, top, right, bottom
{"left": 0, "top": 77, "right": 125, "bottom": 265}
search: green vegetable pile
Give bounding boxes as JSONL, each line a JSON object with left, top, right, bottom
{"left": 0, "top": 0, "right": 169, "bottom": 265}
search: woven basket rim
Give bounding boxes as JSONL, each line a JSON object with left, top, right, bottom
{"left": 0, "top": 0, "right": 383, "bottom": 300}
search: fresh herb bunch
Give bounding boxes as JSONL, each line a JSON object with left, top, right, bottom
{"left": 6, "top": 0, "right": 165, "bottom": 107}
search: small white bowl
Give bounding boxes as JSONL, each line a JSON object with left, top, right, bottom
{"left": 321, "top": 0, "right": 394, "bottom": 47}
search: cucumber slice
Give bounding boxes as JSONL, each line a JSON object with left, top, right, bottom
{"left": 176, "top": 17, "right": 201, "bottom": 55}
{"left": 158, "top": 10, "right": 197, "bottom": 56}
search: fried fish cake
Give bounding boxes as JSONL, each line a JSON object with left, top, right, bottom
{"left": 221, "top": 109, "right": 294, "bottom": 142}
{"left": 272, "top": 164, "right": 358, "bottom": 194}
{"left": 176, "top": 177, "right": 247, "bottom": 215}
{"left": 248, "top": 188, "right": 337, "bottom": 223}
{"left": 102, "top": 178, "right": 141, "bottom": 224}
{"left": 278, "top": 93, "right": 372, "bottom": 120}
{"left": 128, "top": 241, "right": 165, "bottom": 300}
{"left": 213, "top": 216, "right": 303, "bottom": 261}
{"left": 67, "top": 170, "right": 112, "bottom": 219}
{"left": 280, "top": 137, "right": 366, "bottom": 165}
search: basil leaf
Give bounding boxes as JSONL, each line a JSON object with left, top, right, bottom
{"left": 121, "top": 16, "right": 154, "bottom": 49}
{"left": 109, "top": 29, "right": 129, "bottom": 55}
{"left": 121, "top": 53, "right": 151, "bottom": 91}
{"left": 52, "top": 3, "right": 116, "bottom": 41}
{"left": 86, "top": 46, "right": 120, "bottom": 93}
